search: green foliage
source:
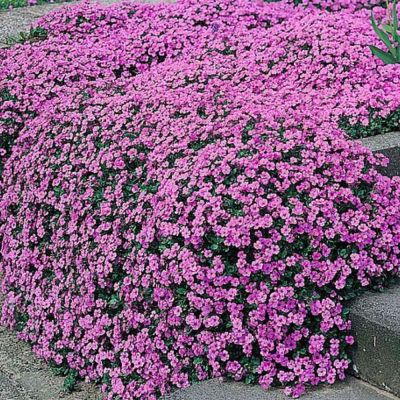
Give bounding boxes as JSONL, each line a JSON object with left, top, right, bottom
{"left": 15, "top": 311, "right": 29, "bottom": 332}
{"left": 340, "top": 107, "right": 400, "bottom": 138}
{"left": 370, "top": 0, "right": 400, "bottom": 64}
{"left": 0, "top": 0, "right": 71, "bottom": 10}
{"left": 0, "top": 0, "right": 25, "bottom": 8}
{"left": 63, "top": 369, "right": 79, "bottom": 392}
{"left": 0, "top": 89, "right": 21, "bottom": 175}
{"left": 223, "top": 196, "right": 245, "bottom": 217}
{"left": 3, "top": 27, "right": 48, "bottom": 47}
{"left": 241, "top": 119, "right": 256, "bottom": 144}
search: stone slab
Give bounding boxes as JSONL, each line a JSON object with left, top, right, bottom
{"left": 360, "top": 132, "right": 400, "bottom": 152}
{"left": 360, "top": 132, "right": 400, "bottom": 177}
{"left": 374, "top": 146, "right": 400, "bottom": 177}
{"left": 350, "top": 285, "right": 400, "bottom": 397}
{"left": 163, "top": 378, "right": 399, "bottom": 400}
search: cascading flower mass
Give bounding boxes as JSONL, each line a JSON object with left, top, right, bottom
{"left": 1, "top": 0, "right": 400, "bottom": 399}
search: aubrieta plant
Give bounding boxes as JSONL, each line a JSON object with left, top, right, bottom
{"left": 370, "top": 0, "right": 400, "bottom": 63}
{"left": 296, "top": 0, "right": 384, "bottom": 10}
{"left": 1, "top": 1, "right": 400, "bottom": 400}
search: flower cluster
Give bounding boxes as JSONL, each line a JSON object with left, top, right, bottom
{"left": 1, "top": 0, "right": 400, "bottom": 399}
{"left": 280, "top": 0, "right": 385, "bottom": 11}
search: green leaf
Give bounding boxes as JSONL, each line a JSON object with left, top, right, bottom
{"left": 393, "top": 0, "right": 399, "bottom": 42}
{"left": 62, "top": 370, "right": 78, "bottom": 392}
{"left": 176, "top": 287, "right": 186, "bottom": 296}
{"left": 382, "top": 24, "right": 393, "bottom": 34}
{"left": 245, "top": 374, "right": 256, "bottom": 385}
{"left": 371, "top": 11, "right": 396, "bottom": 57}
{"left": 369, "top": 45, "right": 398, "bottom": 64}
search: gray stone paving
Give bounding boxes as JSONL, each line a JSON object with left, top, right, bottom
{"left": 0, "top": 325, "right": 101, "bottom": 399}
{"left": 1, "top": 319, "right": 399, "bottom": 400}
{"left": 164, "top": 378, "right": 400, "bottom": 400}
{"left": 360, "top": 131, "right": 400, "bottom": 151}
{"left": 0, "top": 2, "right": 70, "bottom": 46}
{"left": 0, "top": 0, "right": 174, "bottom": 46}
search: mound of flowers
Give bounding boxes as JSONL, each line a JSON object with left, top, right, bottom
{"left": 1, "top": 0, "right": 400, "bottom": 399}
{"left": 277, "top": 0, "right": 385, "bottom": 11}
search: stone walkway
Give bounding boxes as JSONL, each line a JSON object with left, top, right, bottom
{"left": 0, "top": 326, "right": 100, "bottom": 400}
{"left": 0, "top": 2, "right": 73, "bottom": 45}
{"left": 0, "top": 0, "right": 174, "bottom": 46}
{"left": 1, "top": 319, "right": 399, "bottom": 400}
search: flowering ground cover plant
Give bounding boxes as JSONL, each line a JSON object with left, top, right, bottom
{"left": 267, "top": 0, "right": 385, "bottom": 11}
{"left": 1, "top": 0, "right": 400, "bottom": 399}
